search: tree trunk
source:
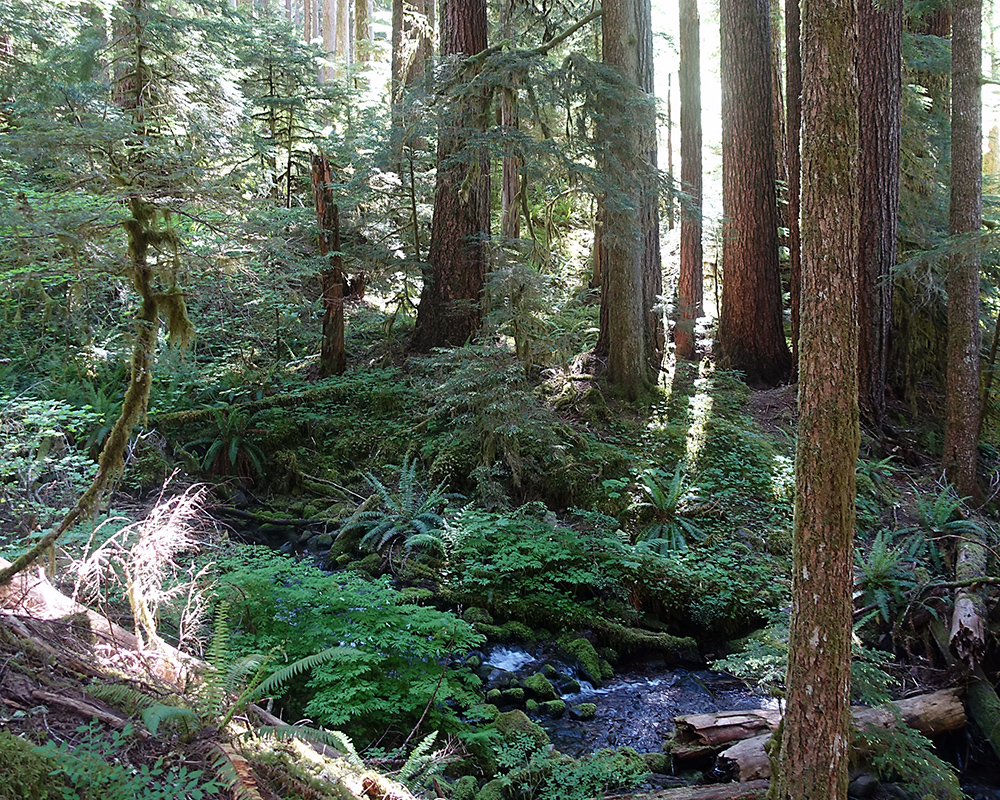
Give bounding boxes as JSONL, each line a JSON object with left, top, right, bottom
{"left": 775, "top": 0, "right": 859, "bottom": 797}
{"left": 717, "top": 0, "right": 791, "bottom": 387}
{"left": 501, "top": 0, "right": 520, "bottom": 240}
{"left": 312, "top": 154, "right": 346, "bottom": 376}
{"left": 409, "top": 0, "right": 489, "bottom": 352}
{"left": 322, "top": 0, "right": 336, "bottom": 82}
{"left": 785, "top": 0, "right": 801, "bottom": 373}
{"left": 676, "top": 0, "right": 702, "bottom": 361}
{"left": 942, "top": 0, "right": 982, "bottom": 500}
{"left": 856, "top": 0, "right": 901, "bottom": 428}
{"left": 335, "top": 0, "right": 349, "bottom": 66}
{"left": 596, "top": 0, "right": 662, "bottom": 395}
{"left": 355, "top": 0, "right": 371, "bottom": 62}
{"left": 667, "top": 72, "right": 674, "bottom": 231}
{"left": 769, "top": 0, "right": 786, "bottom": 231}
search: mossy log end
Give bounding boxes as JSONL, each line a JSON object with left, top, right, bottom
{"left": 949, "top": 529, "right": 989, "bottom": 668}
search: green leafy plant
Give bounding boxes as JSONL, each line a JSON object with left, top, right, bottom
{"left": 855, "top": 529, "right": 919, "bottom": 625}
{"left": 855, "top": 455, "right": 901, "bottom": 530}
{"left": 631, "top": 466, "right": 707, "bottom": 553}
{"left": 340, "top": 456, "right": 455, "bottom": 560}
{"left": 215, "top": 547, "right": 484, "bottom": 746}
{"left": 35, "top": 720, "right": 221, "bottom": 800}
{"left": 185, "top": 406, "right": 265, "bottom": 481}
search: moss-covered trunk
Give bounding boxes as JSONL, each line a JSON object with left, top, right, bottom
{"left": 773, "top": 0, "right": 859, "bottom": 796}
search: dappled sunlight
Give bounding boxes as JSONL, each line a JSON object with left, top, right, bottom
{"left": 683, "top": 377, "right": 715, "bottom": 470}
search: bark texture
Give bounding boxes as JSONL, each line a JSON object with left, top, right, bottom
{"left": 718, "top": 0, "right": 791, "bottom": 387}
{"left": 676, "top": 0, "right": 702, "bottom": 361}
{"left": 312, "top": 154, "right": 346, "bottom": 377}
{"left": 596, "top": 0, "right": 663, "bottom": 395}
{"left": 775, "top": 0, "right": 859, "bottom": 796}
{"left": 857, "top": 0, "right": 901, "bottom": 427}
{"left": 785, "top": 0, "right": 801, "bottom": 371}
{"left": 942, "top": 0, "right": 982, "bottom": 499}
{"left": 410, "top": 0, "right": 489, "bottom": 351}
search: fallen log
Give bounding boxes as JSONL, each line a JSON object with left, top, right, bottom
{"left": 670, "top": 708, "right": 781, "bottom": 760}
{"left": 716, "top": 689, "right": 966, "bottom": 781}
{"left": 949, "top": 529, "right": 989, "bottom": 668}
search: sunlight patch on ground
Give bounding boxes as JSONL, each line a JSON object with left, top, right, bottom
{"left": 684, "top": 376, "right": 714, "bottom": 468}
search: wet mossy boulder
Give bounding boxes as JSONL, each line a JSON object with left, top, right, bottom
{"left": 569, "top": 702, "right": 596, "bottom": 720}
{"left": 491, "top": 710, "right": 550, "bottom": 751}
{"left": 521, "top": 672, "right": 558, "bottom": 701}
{"left": 560, "top": 637, "right": 602, "bottom": 684}
{"left": 486, "top": 689, "right": 502, "bottom": 704}
{"left": 500, "top": 688, "right": 525, "bottom": 704}
{"left": 539, "top": 699, "right": 566, "bottom": 718}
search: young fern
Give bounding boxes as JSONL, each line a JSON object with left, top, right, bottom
{"left": 397, "top": 730, "right": 439, "bottom": 784}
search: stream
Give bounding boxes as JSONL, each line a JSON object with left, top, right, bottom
{"left": 479, "top": 645, "right": 773, "bottom": 758}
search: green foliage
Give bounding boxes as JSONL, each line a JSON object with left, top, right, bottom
{"left": 35, "top": 720, "right": 220, "bottom": 800}
{"left": 853, "top": 722, "right": 961, "bottom": 800}
{"left": 215, "top": 547, "right": 483, "bottom": 745}
{"left": 538, "top": 748, "right": 647, "bottom": 800}
{"left": 855, "top": 455, "right": 900, "bottom": 531}
{"left": 854, "top": 530, "right": 919, "bottom": 625}
{"left": 340, "top": 457, "right": 455, "bottom": 559}
{"left": 631, "top": 466, "right": 706, "bottom": 553}
{"left": 185, "top": 407, "right": 266, "bottom": 482}
{"left": 0, "top": 395, "right": 101, "bottom": 543}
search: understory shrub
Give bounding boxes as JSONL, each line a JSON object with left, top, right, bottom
{"left": 215, "top": 546, "right": 484, "bottom": 745}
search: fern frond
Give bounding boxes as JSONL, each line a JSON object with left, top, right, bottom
{"left": 211, "top": 742, "right": 264, "bottom": 800}
{"left": 256, "top": 725, "right": 365, "bottom": 768}
{"left": 224, "top": 653, "right": 272, "bottom": 693}
{"left": 398, "top": 730, "right": 438, "bottom": 783}
{"left": 85, "top": 682, "right": 159, "bottom": 714}
{"left": 240, "top": 646, "right": 360, "bottom": 707}
{"left": 142, "top": 703, "right": 200, "bottom": 737}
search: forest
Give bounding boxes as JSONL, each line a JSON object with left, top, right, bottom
{"left": 1, "top": 0, "right": 1000, "bottom": 798}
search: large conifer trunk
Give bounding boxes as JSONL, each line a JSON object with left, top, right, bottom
{"left": 943, "top": 0, "right": 982, "bottom": 499}
{"left": 776, "top": 0, "right": 859, "bottom": 795}
{"left": 596, "top": 0, "right": 662, "bottom": 394}
{"left": 717, "top": 0, "right": 791, "bottom": 387}
{"left": 410, "top": 0, "right": 489, "bottom": 351}
{"left": 676, "top": 0, "right": 702, "bottom": 361}
{"left": 857, "top": 0, "right": 902, "bottom": 428}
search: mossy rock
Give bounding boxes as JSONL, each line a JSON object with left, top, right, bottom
{"left": 500, "top": 688, "right": 525, "bottom": 703}
{"left": 569, "top": 702, "right": 597, "bottom": 720}
{"left": 498, "top": 621, "right": 535, "bottom": 643}
{"left": 486, "top": 689, "right": 502, "bottom": 703}
{"left": 491, "top": 710, "right": 550, "bottom": 751}
{"left": 641, "top": 752, "right": 671, "bottom": 774}
{"left": 0, "top": 732, "right": 69, "bottom": 800}
{"left": 539, "top": 699, "right": 566, "bottom": 718}
{"left": 476, "top": 778, "right": 507, "bottom": 800}
{"left": 521, "top": 673, "right": 557, "bottom": 701}
{"left": 526, "top": 699, "right": 539, "bottom": 713}
{"left": 348, "top": 552, "right": 382, "bottom": 576}
{"left": 398, "top": 586, "right": 434, "bottom": 604}
{"left": 600, "top": 659, "right": 615, "bottom": 680}
{"left": 451, "top": 775, "right": 479, "bottom": 800}
{"left": 560, "top": 637, "right": 602, "bottom": 684}
{"left": 463, "top": 607, "right": 494, "bottom": 626}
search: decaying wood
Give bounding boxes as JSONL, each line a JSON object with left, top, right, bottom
{"left": 30, "top": 688, "right": 136, "bottom": 733}
{"left": 716, "top": 689, "right": 966, "bottom": 781}
{"left": 610, "top": 779, "right": 769, "bottom": 800}
{"left": 671, "top": 708, "right": 782, "bottom": 759}
{"left": 0, "top": 558, "right": 197, "bottom": 684}
{"left": 949, "top": 530, "right": 989, "bottom": 668}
